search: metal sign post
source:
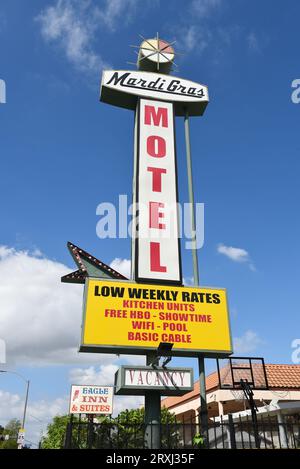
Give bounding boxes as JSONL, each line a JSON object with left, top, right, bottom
{"left": 184, "top": 110, "right": 209, "bottom": 445}
{"left": 144, "top": 352, "right": 160, "bottom": 449}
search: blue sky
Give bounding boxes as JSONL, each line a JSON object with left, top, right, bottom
{"left": 0, "top": 0, "right": 300, "bottom": 447}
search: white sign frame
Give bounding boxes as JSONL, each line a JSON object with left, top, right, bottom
{"left": 100, "top": 70, "right": 209, "bottom": 116}
{"left": 134, "top": 98, "right": 182, "bottom": 284}
{"left": 69, "top": 385, "right": 114, "bottom": 415}
{"left": 115, "top": 366, "right": 194, "bottom": 396}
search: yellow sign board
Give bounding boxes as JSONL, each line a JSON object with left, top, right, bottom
{"left": 80, "top": 279, "right": 232, "bottom": 357}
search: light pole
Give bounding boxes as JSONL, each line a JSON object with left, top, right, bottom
{"left": 0, "top": 370, "right": 30, "bottom": 446}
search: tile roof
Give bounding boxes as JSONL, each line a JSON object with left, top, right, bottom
{"left": 266, "top": 364, "right": 300, "bottom": 389}
{"left": 162, "top": 364, "right": 300, "bottom": 409}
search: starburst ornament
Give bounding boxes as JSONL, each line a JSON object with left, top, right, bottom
{"left": 131, "top": 33, "right": 176, "bottom": 75}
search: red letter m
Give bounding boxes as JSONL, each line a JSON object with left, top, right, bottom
{"left": 144, "top": 105, "right": 168, "bottom": 128}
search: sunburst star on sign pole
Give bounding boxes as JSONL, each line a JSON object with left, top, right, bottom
{"left": 129, "top": 33, "right": 179, "bottom": 74}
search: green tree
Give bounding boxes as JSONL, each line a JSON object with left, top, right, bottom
{"left": 0, "top": 419, "right": 21, "bottom": 450}
{"left": 106, "top": 408, "right": 144, "bottom": 449}
{"left": 93, "top": 407, "right": 180, "bottom": 449}
{"left": 1, "top": 439, "right": 18, "bottom": 449}
{"left": 40, "top": 408, "right": 180, "bottom": 449}
{"left": 4, "top": 418, "right": 21, "bottom": 438}
{"left": 41, "top": 415, "right": 73, "bottom": 449}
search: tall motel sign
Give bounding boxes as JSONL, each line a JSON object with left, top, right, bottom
{"left": 63, "top": 37, "right": 233, "bottom": 449}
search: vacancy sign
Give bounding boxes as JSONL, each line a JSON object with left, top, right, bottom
{"left": 80, "top": 279, "right": 232, "bottom": 357}
{"left": 136, "top": 99, "right": 181, "bottom": 284}
{"left": 69, "top": 385, "right": 113, "bottom": 415}
{"left": 115, "top": 366, "right": 194, "bottom": 396}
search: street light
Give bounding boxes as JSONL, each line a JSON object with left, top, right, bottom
{"left": 0, "top": 370, "right": 30, "bottom": 437}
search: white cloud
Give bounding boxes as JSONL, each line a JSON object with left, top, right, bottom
{"left": 217, "top": 243, "right": 256, "bottom": 270}
{"left": 69, "top": 364, "right": 119, "bottom": 386}
{"left": 183, "top": 277, "right": 194, "bottom": 286}
{"left": 68, "top": 355, "right": 145, "bottom": 385}
{"left": 247, "top": 31, "right": 270, "bottom": 54}
{"left": 35, "top": 0, "right": 148, "bottom": 75}
{"left": 247, "top": 32, "right": 259, "bottom": 52}
{"left": 217, "top": 243, "right": 249, "bottom": 263}
{"left": 0, "top": 389, "right": 68, "bottom": 447}
{"left": 180, "top": 25, "right": 211, "bottom": 53}
{"left": 0, "top": 390, "right": 21, "bottom": 420}
{"left": 110, "top": 258, "right": 131, "bottom": 278}
{"left": 0, "top": 245, "right": 125, "bottom": 366}
{"left": 175, "top": 1, "right": 227, "bottom": 57}
{"left": 183, "top": 26, "right": 198, "bottom": 51}
{"left": 36, "top": 0, "right": 110, "bottom": 74}
{"left": 0, "top": 246, "right": 15, "bottom": 259}
{"left": 97, "top": 0, "right": 139, "bottom": 30}
{"left": 233, "top": 330, "right": 263, "bottom": 354}
{"left": 112, "top": 395, "right": 144, "bottom": 416}
{"left": 174, "top": 1, "right": 258, "bottom": 62}
{"left": 191, "top": 0, "right": 222, "bottom": 18}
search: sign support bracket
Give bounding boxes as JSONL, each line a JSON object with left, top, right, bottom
{"left": 184, "top": 109, "right": 209, "bottom": 446}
